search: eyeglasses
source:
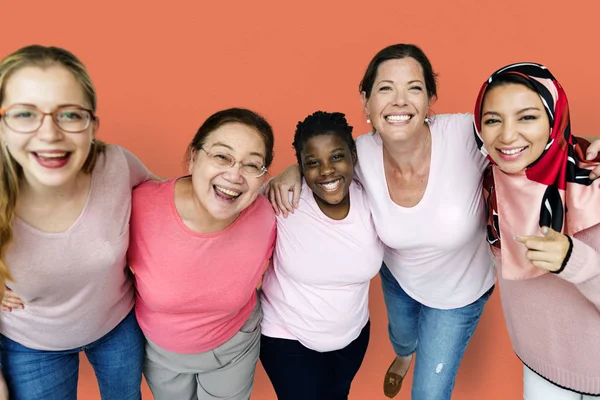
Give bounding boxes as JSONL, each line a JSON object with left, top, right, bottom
{"left": 0, "top": 104, "right": 96, "bottom": 134}
{"left": 200, "top": 147, "right": 267, "bottom": 178}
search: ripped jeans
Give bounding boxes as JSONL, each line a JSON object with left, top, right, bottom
{"left": 380, "top": 263, "right": 494, "bottom": 400}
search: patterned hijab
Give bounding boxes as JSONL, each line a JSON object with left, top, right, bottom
{"left": 473, "top": 62, "right": 600, "bottom": 280}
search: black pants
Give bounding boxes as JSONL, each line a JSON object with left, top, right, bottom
{"left": 259, "top": 321, "right": 370, "bottom": 400}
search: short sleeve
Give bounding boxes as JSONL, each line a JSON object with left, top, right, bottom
{"left": 451, "top": 113, "right": 489, "bottom": 174}
{"left": 118, "top": 146, "right": 149, "bottom": 188}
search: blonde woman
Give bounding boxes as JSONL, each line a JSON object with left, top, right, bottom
{"left": 0, "top": 45, "right": 152, "bottom": 400}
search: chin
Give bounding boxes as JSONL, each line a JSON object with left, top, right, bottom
{"left": 495, "top": 163, "right": 527, "bottom": 175}
{"left": 29, "top": 171, "right": 78, "bottom": 188}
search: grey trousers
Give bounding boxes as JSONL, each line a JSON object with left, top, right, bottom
{"left": 144, "top": 302, "right": 262, "bottom": 400}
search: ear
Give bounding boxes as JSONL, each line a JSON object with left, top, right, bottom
{"left": 188, "top": 148, "right": 198, "bottom": 175}
{"left": 351, "top": 148, "right": 358, "bottom": 165}
{"left": 360, "top": 91, "right": 369, "bottom": 117}
{"left": 428, "top": 94, "right": 437, "bottom": 108}
{"left": 89, "top": 117, "right": 100, "bottom": 142}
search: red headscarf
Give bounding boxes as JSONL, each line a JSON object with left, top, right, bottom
{"left": 473, "top": 62, "right": 600, "bottom": 280}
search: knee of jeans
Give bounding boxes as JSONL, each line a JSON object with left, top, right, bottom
{"left": 411, "top": 364, "right": 454, "bottom": 400}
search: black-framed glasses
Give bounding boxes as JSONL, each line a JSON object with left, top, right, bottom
{"left": 0, "top": 104, "right": 96, "bottom": 133}
{"left": 200, "top": 147, "right": 267, "bottom": 178}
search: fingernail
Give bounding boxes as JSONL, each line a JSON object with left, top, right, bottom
{"left": 587, "top": 152, "right": 594, "bottom": 160}
{"left": 542, "top": 227, "right": 549, "bottom": 234}
{"left": 590, "top": 172, "right": 597, "bottom": 180}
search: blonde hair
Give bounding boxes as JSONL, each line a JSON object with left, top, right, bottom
{"left": 0, "top": 45, "right": 106, "bottom": 293}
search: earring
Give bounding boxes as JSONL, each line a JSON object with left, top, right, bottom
{"left": 366, "top": 118, "right": 371, "bottom": 124}
{"left": 425, "top": 117, "right": 431, "bottom": 124}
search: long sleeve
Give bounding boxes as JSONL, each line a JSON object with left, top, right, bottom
{"left": 558, "top": 224, "right": 600, "bottom": 311}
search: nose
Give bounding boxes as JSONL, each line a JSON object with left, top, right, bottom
{"left": 498, "top": 119, "right": 518, "bottom": 144}
{"left": 319, "top": 161, "right": 335, "bottom": 176}
{"left": 393, "top": 89, "right": 408, "bottom": 106}
{"left": 36, "top": 114, "right": 63, "bottom": 142}
{"left": 222, "top": 162, "right": 245, "bottom": 183}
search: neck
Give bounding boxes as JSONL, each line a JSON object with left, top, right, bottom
{"left": 314, "top": 193, "right": 350, "bottom": 221}
{"left": 382, "top": 124, "right": 431, "bottom": 175}
{"left": 181, "top": 178, "right": 239, "bottom": 234}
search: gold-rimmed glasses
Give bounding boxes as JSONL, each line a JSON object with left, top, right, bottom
{"left": 0, "top": 104, "right": 96, "bottom": 134}
{"left": 200, "top": 147, "right": 267, "bottom": 178}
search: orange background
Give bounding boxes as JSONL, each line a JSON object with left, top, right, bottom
{"left": 3, "top": 0, "right": 598, "bottom": 398}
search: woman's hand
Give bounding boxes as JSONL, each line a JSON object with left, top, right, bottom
{"left": 515, "top": 227, "right": 571, "bottom": 272}
{"left": 264, "top": 164, "right": 302, "bottom": 217}
{"left": 584, "top": 138, "right": 600, "bottom": 179}
{"left": 1, "top": 287, "right": 23, "bottom": 312}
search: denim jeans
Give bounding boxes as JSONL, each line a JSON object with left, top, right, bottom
{"left": 380, "top": 263, "right": 494, "bottom": 400}
{"left": 0, "top": 309, "right": 144, "bottom": 400}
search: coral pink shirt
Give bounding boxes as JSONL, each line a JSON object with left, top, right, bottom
{"left": 129, "top": 177, "right": 276, "bottom": 354}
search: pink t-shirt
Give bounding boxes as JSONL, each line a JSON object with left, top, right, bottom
{"left": 1, "top": 145, "right": 148, "bottom": 350}
{"left": 261, "top": 180, "right": 383, "bottom": 352}
{"left": 355, "top": 113, "right": 495, "bottom": 309}
{"left": 129, "top": 177, "right": 276, "bottom": 354}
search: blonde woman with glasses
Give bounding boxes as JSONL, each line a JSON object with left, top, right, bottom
{"left": 0, "top": 45, "right": 156, "bottom": 399}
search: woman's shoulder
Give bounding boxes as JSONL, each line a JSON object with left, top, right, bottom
{"left": 132, "top": 177, "right": 175, "bottom": 205}
{"left": 355, "top": 131, "right": 381, "bottom": 149}
{"left": 247, "top": 194, "right": 276, "bottom": 224}
{"left": 431, "top": 113, "right": 474, "bottom": 131}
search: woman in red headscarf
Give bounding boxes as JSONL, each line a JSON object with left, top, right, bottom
{"left": 474, "top": 62, "right": 600, "bottom": 399}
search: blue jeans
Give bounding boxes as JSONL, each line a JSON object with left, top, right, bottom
{"left": 380, "top": 263, "right": 494, "bottom": 400}
{"left": 0, "top": 309, "right": 144, "bottom": 400}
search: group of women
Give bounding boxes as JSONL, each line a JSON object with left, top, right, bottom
{"left": 0, "top": 42, "right": 597, "bottom": 400}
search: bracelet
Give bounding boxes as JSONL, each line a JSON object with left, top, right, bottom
{"left": 551, "top": 235, "right": 573, "bottom": 274}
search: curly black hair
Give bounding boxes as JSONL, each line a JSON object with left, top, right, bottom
{"left": 292, "top": 111, "right": 356, "bottom": 168}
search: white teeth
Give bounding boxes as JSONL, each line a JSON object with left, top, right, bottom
{"left": 320, "top": 179, "right": 341, "bottom": 192}
{"left": 36, "top": 152, "right": 67, "bottom": 158}
{"left": 385, "top": 115, "right": 411, "bottom": 122}
{"left": 215, "top": 186, "right": 241, "bottom": 197}
{"left": 499, "top": 147, "right": 526, "bottom": 155}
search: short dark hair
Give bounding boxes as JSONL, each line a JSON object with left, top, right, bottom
{"left": 292, "top": 111, "right": 355, "bottom": 168}
{"left": 187, "top": 108, "right": 274, "bottom": 168}
{"left": 359, "top": 44, "right": 438, "bottom": 101}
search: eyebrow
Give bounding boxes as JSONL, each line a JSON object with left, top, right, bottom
{"left": 210, "top": 142, "right": 265, "bottom": 159}
{"left": 304, "top": 147, "right": 346, "bottom": 158}
{"left": 9, "top": 102, "right": 88, "bottom": 109}
{"left": 482, "top": 107, "right": 541, "bottom": 117}
{"left": 375, "top": 79, "right": 423, "bottom": 85}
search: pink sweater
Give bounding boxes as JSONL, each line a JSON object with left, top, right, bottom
{"left": 1, "top": 145, "right": 148, "bottom": 350}
{"left": 495, "top": 224, "right": 600, "bottom": 395}
{"left": 129, "top": 178, "right": 276, "bottom": 354}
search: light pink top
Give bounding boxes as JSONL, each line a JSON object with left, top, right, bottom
{"left": 355, "top": 113, "right": 495, "bottom": 309}
{"left": 129, "top": 178, "right": 276, "bottom": 354}
{"left": 495, "top": 223, "right": 600, "bottom": 395}
{"left": 1, "top": 145, "right": 148, "bottom": 350}
{"left": 261, "top": 180, "right": 383, "bottom": 352}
